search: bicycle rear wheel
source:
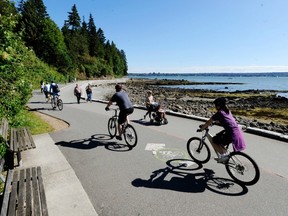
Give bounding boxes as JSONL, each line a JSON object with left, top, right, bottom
{"left": 57, "top": 99, "right": 63, "bottom": 111}
{"left": 187, "top": 137, "right": 211, "bottom": 163}
{"left": 51, "top": 98, "right": 56, "bottom": 109}
{"left": 108, "top": 118, "right": 117, "bottom": 138}
{"left": 123, "top": 124, "right": 138, "bottom": 148}
{"left": 225, "top": 151, "right": 260, "bottom": 186}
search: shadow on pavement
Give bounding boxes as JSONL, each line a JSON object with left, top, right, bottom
{"left": 132, "top": 119, "right": 162, "bottom": 126}
{"left": 55, "top": 134, "right": 133, "bottom": 152}
{"left": 131, "top": 159, "right": 248, "bottom": 196}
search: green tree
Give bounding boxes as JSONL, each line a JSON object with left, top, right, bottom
{"left": 0, "top": 0, "right": 18, "bottom": 16}
{"left": 120, "top": 50, "right": 128, "bottom": 75}
{"left": 41, "top": 18, "right": 72, "bottom": 73}
{"left": 95, "top": 28, "right": 106, "bottom": 58}
{"left": 88, "top": 13, "right": 98, "bottom": 57}
{"left": 0, "top": 8, "right": 32, "bottom": 123}
{"left": 67, "top": 4, "right": 81, "bottom": 31}
{"left": 18, "top": 0, "right": 48, "bottom": 52}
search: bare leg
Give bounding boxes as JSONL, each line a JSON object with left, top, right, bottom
{"left": 207, "top": 134, "right": 226, "bottom": 155}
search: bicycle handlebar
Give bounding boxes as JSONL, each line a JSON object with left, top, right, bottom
{"left": 197, "top": 124, "right": 210, "bottom": 133}
{"left": 105, "top": 107, "right": 119, "bottom": 112}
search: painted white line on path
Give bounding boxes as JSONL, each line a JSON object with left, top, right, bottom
{"left": 145, "top": 143, "right": 165, "bottom": 151}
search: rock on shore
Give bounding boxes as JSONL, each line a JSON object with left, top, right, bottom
{"left": 95, "top": 79, "right": 288, "bottom": 135}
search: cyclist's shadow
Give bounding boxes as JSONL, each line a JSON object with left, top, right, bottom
{"left": 131, "top": 160, "right": 248, "bottom": 196}
{"left": 55, "top": 134, "right": 133, "bottom": 152}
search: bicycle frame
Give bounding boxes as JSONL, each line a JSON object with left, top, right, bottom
{"left": 109, "top": 108, "right": 129, "bottom": 128}
{"left": 197, "top": 128, "right": 231, "bottom": 156}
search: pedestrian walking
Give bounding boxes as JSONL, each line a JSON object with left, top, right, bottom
{"left": 86, "top": 84, "right": 93, "bottom": 102}
{"left": 74, "top": 84, "right": 82, "bottom": 104}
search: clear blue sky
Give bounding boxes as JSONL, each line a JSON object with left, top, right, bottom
{"left": 41, "top": 0, "right": 288, "bottom": 73}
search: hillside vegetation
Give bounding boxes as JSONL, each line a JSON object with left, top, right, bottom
{"left": 0, "top": 0, "right": 126, "bottom": 126}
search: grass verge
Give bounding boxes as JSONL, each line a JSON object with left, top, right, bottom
{"left": 22, "top": 110, "right": 55, "bottom": 135}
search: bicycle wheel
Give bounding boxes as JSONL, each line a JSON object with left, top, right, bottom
{"left": 123, "top": 124, "right": 138, "bottom": 148}
{"left": 187, "top": 137, "right": 211, "bottom": 163}
{"left": 57, "top": 99, "right": 63, "bottom": 111}
{"left": 51, "top": 98, "right": 56, "bottom": 109}
{"left": 108, "top": 118, "right": 117, "bottom": 138}
{"left": 225, "top": 151, "right": 260, "bottom": 186}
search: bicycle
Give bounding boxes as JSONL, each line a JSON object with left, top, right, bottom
{"left": 51, "top": 94, "right": 63, "bottom": 111}
{"left": 186, "top": 125, "right": 260, "bottom": 186}
{"left": 107, "top": 108, "right": 138, "bottom": 148}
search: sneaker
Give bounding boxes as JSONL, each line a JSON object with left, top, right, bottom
{"left": 116, "top": 136, "right": 122, "bottom": 141}
{"left": 214, "top": 155, "right": 229, "bottom": 163}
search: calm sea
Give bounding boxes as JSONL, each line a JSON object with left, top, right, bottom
{"left": 128, "top": 72, "right": 288, "bottom": 98}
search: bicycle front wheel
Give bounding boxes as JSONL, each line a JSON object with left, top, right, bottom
{"left": 225, "top": 151, "right": 260, "bottom": 186}
{"left": 123, "top": 124, "right": 138, "bottom": 148}
{"left": 57, "top": 99, "right": 63, "bottom": 111}
{"left": 187, "top": 137, "right": 211, "bottom": 163}
{"left": 108, "top": 118, "right": 117, "bottom": 138}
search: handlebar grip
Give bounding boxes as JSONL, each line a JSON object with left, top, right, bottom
{"left": 196, "top": 129, "right": 202, "bottom": 132}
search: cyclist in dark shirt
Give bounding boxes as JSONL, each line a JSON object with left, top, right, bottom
{"left": 105, "top": 84, "right": 134, "bottom": 140}
{"left": 50, "top": 81, "right": 60, "bottom": 100}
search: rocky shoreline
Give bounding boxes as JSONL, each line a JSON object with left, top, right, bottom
{"left": 96, "top": 78, "right": 288, "bottom": 135}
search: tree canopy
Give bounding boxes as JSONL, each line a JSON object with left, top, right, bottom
{"left": 0, "top": 0, "right": 128, "bottom": 124}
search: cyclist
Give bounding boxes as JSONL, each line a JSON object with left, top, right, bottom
{"left": 43, "top": 81, "right": 51, "bottom": 102}
{"left": 50, "top": 81, "right": 60, "bottom": 107}
{"left": 105, "top": 84, "right": 134, "bottom": 140}
{"left": 199, "top": 97, "right": 246, "bottom": 162}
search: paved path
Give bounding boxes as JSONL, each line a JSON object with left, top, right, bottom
{"left": 25, "top": 80, "right": 288, "bottom": 216}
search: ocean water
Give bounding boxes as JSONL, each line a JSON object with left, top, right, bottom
{"left": 128, "top": 72, "right": 288, "bottom": 97}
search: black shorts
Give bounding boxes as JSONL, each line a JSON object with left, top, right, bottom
{"left": 212, "top": 130, "right": 232, "bottom": 146}
{"left": 118, "top": 107, "right": 134, "bottom": 124}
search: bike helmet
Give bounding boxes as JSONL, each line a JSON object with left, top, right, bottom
{"left": 213, "top": 97, "right": 226, "bottom": 108}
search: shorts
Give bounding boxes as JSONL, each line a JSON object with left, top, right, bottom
{"left": 212, "top": 130, "right": 232, "bottom": 147}
{"left": 44, "top": 91, "right": 49, "bottom": 98}
{"left": 118, "top": 107, "right": 134, "bottom": 124}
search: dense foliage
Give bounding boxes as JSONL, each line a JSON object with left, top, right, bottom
{"left": 0, "top": 0, "right": 127, "bottom": 125}
{"left": 18, "top": 0, "right": 128, "bottom": 79}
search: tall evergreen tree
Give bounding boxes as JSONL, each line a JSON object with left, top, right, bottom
{"left": 87, "top": 13, "right": 98, "bottom": 57}
{"left": 120, "top": 50, "right": 128, "bottom": 75}
{"left": 96, "top": 28, "right": 106, "bottom": 58}
{"left": 18, "top": 0, "right": 48, "bottom": 50}
{"left": 67, "top": 4, "right": 81, "bottom": 31}
{"left": 80, "top": 18, "right": 89, "bottom": 55}
{"left": 18, "top": 0, "right": 71, "bottom": 74}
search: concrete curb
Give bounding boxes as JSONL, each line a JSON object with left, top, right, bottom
{"left": 94, "top": 98, "right": 288, "bottom": 143}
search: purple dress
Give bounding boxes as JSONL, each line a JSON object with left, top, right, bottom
{"left": 212, "top": 110, "right": 246, "bottom": 152}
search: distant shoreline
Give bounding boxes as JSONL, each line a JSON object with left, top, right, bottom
{"left": 128, "top": 71, "right": 288, "bottom": 76}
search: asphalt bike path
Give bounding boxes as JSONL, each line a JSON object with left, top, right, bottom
{"left": 26, "top": 81, "right": 288, "bottom": 216}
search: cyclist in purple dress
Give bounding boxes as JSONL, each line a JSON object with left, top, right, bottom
{"left": 105, "top": 84, "right": 134, "bottom": 140}
{"left": 200, "top": 97, "right": 246, "bottom": 162}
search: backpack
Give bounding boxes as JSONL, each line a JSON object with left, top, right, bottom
{"left": 44, "top": 85, "right": 48, "bottom": 92}
{"left": 52, "top": 84, "right": 60, "bottom": 93}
